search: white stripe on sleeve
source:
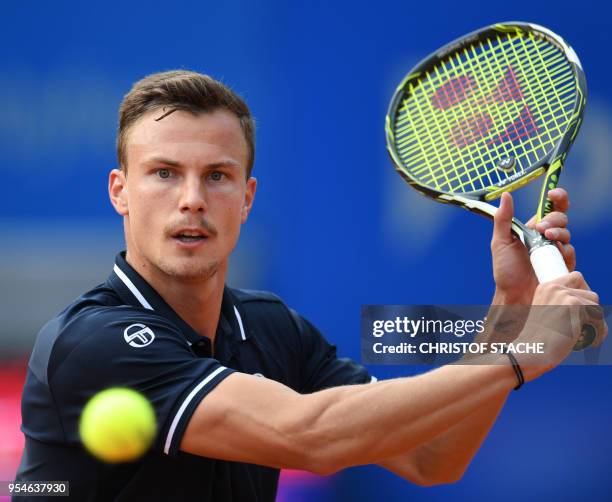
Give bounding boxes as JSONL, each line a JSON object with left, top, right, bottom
{"left": 163, "top": 366, "right": 228, "bottom": 454}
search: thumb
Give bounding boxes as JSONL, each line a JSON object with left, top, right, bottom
{"left": 492, "top": 192, "right": 515, "bottom": 246}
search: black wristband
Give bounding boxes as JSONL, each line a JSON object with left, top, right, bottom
{"left": 505, "top": 351, "right": 524, "bottom": 390}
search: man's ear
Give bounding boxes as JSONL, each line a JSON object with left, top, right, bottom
{"left": 241, "top": 177, "right": 257, "bottom": 224}
{"left": 109, "top": 168, "right": 129, "bottom": 216}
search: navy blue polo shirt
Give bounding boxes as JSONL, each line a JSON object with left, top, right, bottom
{"left": 16, "top": 252, "right": 373, "bottom": 501}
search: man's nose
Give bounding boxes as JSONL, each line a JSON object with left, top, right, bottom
{"left": 178, "top": 176, "right": 208, "bottom": 213}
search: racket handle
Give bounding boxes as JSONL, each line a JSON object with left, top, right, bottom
{"left": 529, "top": 242, "right": 569, "bottom": 282}
{"left": 529, "top": 242, "right": 596, "bottom": 351}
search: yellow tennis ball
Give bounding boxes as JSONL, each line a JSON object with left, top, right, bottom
{"left": 79, "top": 388, "right": 156, "bottom": 463}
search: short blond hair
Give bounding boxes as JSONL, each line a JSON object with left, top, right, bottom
{"left": 117, "top": 70, "right": 255, "bottom": 176}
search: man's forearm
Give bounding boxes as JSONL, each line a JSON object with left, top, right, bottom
{"left": 290, "top": 358, "right": 517, "bottom": 473}
{"left": 378, "top": 290, "right": 525, "bottom": 484}
{"left": 379, "top": 390, "right": 508, "bottom": 484}
{"left": 182, "top": 356, "right": 518, "bottom": 474}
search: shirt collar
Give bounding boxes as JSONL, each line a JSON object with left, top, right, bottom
{"left": 107, "top": 252, "right": 250, "bottom": 345}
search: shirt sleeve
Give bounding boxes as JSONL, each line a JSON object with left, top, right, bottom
{"left": 291, "top": 310, "right": 374, "bottom": 393}
{"left": 47, "top": 306, "right": 234, "bottom": 456}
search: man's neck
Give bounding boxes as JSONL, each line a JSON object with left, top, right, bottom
{"left": 125, "top": 252, "right": 226, "bottom": 342}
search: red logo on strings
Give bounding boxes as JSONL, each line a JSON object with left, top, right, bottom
{"left": 431, "top": 66, "right": 539, "bottom": 148}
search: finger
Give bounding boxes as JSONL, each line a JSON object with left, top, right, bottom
{"left": 584, "top": 304, "right": 605, "bottom": 320}
{"left": 546, "top": 187, "right": 570, "bottom": 213}
{"left": 492, "top": 192, "right": 515, "bottom": 246}
{"left": 557, "top": 243, "right": 576, "bottom": 272}
{"left": 567, "top": 271, "right": 591, "bottom": 291}
{"left": 527, "top": 189, "right": 570, "bottom": 229}
{"left": 593, "top": 320, "right": 608, "bottom": 348}
{"left": 525, "top": 214, "right": 536, "bottom": 229}
{"left": 551, "top": 271, "right": 591, "bottom": 291}
{"left": 567, "top": 289, "right": 600, "bottom": 304}
{"left": 544, "top": 227, "right": 571, "bottom": 244}
{"left": 536, "top": 211, "right": 569, "bottom": 233}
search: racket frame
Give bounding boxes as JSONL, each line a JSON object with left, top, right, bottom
{"left": 385, "top": 21, "right": 587, "bottom": 229}
{"left": 385, "top": 22, "right": 594, "bottom": 349}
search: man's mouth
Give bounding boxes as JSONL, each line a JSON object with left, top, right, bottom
{"left": 172, "top": 229, "right": 209, "bottom": 243}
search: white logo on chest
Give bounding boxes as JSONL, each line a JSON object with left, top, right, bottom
{"left": 124, "top": 323, "right": 155, "bottom": 348}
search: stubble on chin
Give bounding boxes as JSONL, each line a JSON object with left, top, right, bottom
{"left": 155, "top": 256, "right": 220, "bottom": 282}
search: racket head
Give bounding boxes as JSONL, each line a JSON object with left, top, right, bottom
{"left": 385, "top": 22, "right": 587, "bottom": 209}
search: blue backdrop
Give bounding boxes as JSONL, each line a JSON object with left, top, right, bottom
{"left": 2, "top": 1, "right": 610, "bottom": 500}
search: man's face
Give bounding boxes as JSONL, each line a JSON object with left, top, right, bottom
{"left": 109, "top": 108, "right": 256, "bottom": 282}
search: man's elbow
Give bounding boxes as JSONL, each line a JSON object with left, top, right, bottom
{"left": 302, "top": 455, "right": 343, "bottom": 477}
{"left": 413, "top": 472, "right": 463, "bottom": 487}
{"left": 394, "top": 458, "right": 465, "bottom": 487}
{"left": 270, "top": 442, "right": 342, "bottom": 476}
{"left": 413, "top": 467, "right": 465, "bottom": 487}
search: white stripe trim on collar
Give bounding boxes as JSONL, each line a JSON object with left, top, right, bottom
{"left": 233, "top": 305, "right": 247, "bottom": 341}
{"left": 113, "top": 264, "right": 153, "bottom": 310}
{"left": 114, "top": 263, "right": 245, "bottom": 344}
{"left": 164, "top": 366, "right": 228, "bottom": 454}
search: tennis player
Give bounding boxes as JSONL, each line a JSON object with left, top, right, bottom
{"left": 15, "top": 70, "right": 605, "bottom": 501}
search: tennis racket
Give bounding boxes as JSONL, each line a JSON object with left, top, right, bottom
{"left": 385, "top": 21, "right": 594, "bottom": 350}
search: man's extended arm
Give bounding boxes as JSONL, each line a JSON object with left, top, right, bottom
{"left": 181, "top": 356, "right": 517, "bottom": 483}
{"left": 181, "top": 269, "right": 597, "bottom": 485}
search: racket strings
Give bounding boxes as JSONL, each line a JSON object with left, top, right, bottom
{"left": 445, "top": 36, "right": 559, "bottom": 188}
{"left": 396, "top": 37, "right": 568, "bottom": 188}
{"left": 398, "top": 37, "right": 572, "bottom": 191}
{"left": 395, "top": 44, "right": 572, "bottom": 147}
{"left": 396, "top": 37, "right": 570, "bottom": 157}
{"left": 392, "top": 32, "right": 576, "bottom": 194}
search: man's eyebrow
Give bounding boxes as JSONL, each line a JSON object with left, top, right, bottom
{"left": 207, "top": 160, "right": 241, "bottom": 169}
{"left": 142, "top": 156, "right": 241, "bottom": 169}
{"left": 142, "top": 156, "right": 182, "bottom": 167}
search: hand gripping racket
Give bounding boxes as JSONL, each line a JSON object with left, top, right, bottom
{"left": 385, "top": 22, "right": 594, "bottom": 350}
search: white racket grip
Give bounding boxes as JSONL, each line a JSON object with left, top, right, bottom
{"left": 530, "top": 243, "right": 569, "bottom": 283}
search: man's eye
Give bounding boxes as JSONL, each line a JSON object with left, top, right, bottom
{"left": 209, "top": 171, "right": 224, "bottom": 181}
{"left": 157, "top": 169, "right": 171, "bottom": 179}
